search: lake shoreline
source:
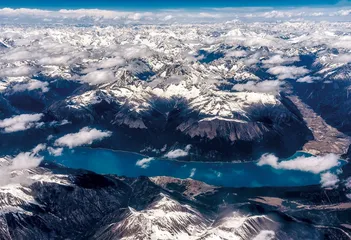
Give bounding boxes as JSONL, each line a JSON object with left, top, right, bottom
{"left": 46, "top": 147, "right": 346, "bottom": 188}
{"left": 84, "top": 146, "right": 340, "bottom": 164}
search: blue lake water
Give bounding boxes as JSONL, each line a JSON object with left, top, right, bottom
{"left": 44, "top": 148, "right": 344, "bottom": 188}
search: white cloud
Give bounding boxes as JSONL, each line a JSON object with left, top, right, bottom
{"left": 54, "top": 127, "right": 112, "bottom": 148}
{"left": 332, "top": 54, "right": 351, "bottom": 64}
{"left": 135, "top": 157, "right": 154, "bottom": 169}
{"left": 320, "top": 172, "right": 339, "bottom": 188}
{"left": 164, "top": 15, "right": 173, "bottom": 21}
{"left": 10, "top": 152, "right": 43, "bottom": 170}
{"left": 0, "top": 7, "right": 350, "bottom": 25}
{"left": 0, "top": 65, "right": 37, "bottom": 78}
{"left": 10, "top": 144, "right": 44, "bottom": 170}
{"left": 164, "top": 149, "right": 188, "bottom": 159}
{"left": 267, "top": 66, "right": 309, "bottom": 80}
{"left": 47, "top": 147, "right": 63, "bottom": 156}
{"left": 0, "top": 8, "right": 52, "bottom": 17}
{"left": 226, "top": 50, "right": 247, "bottom": 58}
{"left": 96, "top": 57, "right": 126, "bottom": 69}
{"left": 331, "top": 36, "right": 351, "bottom": 49}
{"left": 189, "top": 168, "right": 196, "bottom": 178}
{"left": 0, "top": 113, "right": 43, "bottom": 133}
{"left": 32, "top": 143, "right": 46, "bottom": 155}
{"left": 1, "top": 49, "right": 43, "bottom": 62}
{"left": 257, "top": 153, "right": 340, "bottom": 174}
{"left": 253, "top": 230, "right": 275, "bottom": 240}
{"left": 164, "top": 145, "right": 191, "bottom": 159}
{"left": 0, "top": 144, "right": 45, "bottom": 186}
{"left": 242, "top": 53, "right": 262, "bottom": 66}
{"left": 233, "top": 80, "right": 282, "bottom": 94}
{"left": 296, "top": 76, "right": 321, "bottom": 83}
{"left": 38, "top": 55, "right": 73, "bottom": 66}
{"left": 262, "top": 55, "right": 299, "bottom": 66}
{"left": 49, "top": 119, "right": 70, "bottom": 127}
{"left": 12, "top": 79, "right": 49, "bottom": 92}
{"left": 121, "top": 45, "right": 153, "bottom": 60}
{"left": 80, "top": 70, "right": 115, "bottom": 85}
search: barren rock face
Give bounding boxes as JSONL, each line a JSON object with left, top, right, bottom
{"left": 0, "top": 164, "right": 350, "bottom": 240}
{"left": 45, "top": 85, "right": 313, "bottom": 161}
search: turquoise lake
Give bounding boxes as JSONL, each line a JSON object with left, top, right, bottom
{"left": 44, "top": 148, "right": 344, "bottom": 188}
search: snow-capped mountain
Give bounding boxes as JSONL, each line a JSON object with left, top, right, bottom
{"left": 0, "top": 7, "right": 351, "bottom": 240}
{"left": 1, "top": 21, "right": 350, "bottom": 161}
{"left": 0, "top": 162, "right": 350, "bottom": 240}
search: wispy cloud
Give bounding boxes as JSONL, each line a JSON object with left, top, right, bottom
{"left": 189, "top": 168, "right": 196, "bottom": 178}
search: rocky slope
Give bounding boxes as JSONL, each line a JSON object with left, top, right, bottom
{"left": 0, "top": 162, "right": 350, "bottom": 240}
{"left": 0, "top": 22, "right": 350, "bottom": 161}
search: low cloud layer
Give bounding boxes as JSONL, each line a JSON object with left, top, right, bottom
{"left": 0, "top": 7, "right": 350, "bottom": 25}
{"left": 164, "top": 145, "right": 191, "bottom": 159}
{"left": 0, "top": 113, "right": 43, "bottom": 133}
{"left": 257, "top": 153, "right": 340, "bottom": 174}
{"left": 54, "top": 127, "right": 112, "bottom": 148}
{"left": 0, "top": 18, "right": 349, "bottom": 90}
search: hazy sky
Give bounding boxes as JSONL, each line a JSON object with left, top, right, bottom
{"left": 0, "top": 0, "right": 348, "bottom": 10}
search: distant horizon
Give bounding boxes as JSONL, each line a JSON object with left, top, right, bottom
{"left": 0, "top": 0, "right": 349, "bottom": 10}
